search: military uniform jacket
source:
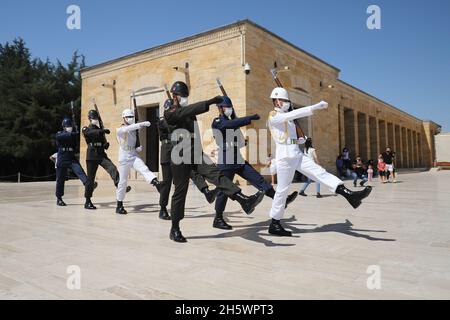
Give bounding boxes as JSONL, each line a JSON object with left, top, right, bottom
{"left": 267, "top": 106, "right": 314, "bottom": 161}
{"left": 82, "top": 124, "right": 109, "bottom": 161}
{"left": 55, "top": 131, "right": 78, "bottom": 167}
{"left": 157, "top": 117, "right": 176, "bottom": 165}
{"left": 212, "top": 114, "right": 252, "bottom": 169}
{"left": 164, "top": 101, "right": 210, "bottom": 164}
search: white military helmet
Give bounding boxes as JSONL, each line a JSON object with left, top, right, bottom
{"left": 122, "top": 108, "right": 134, "bottom": 118}
{"left": 270, "top": 87, "right": 290, "bottom": 100}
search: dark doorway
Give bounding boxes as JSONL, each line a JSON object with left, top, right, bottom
{"left": 146, "top": 107, "right": 160, "bottom": 172}
{"left": 344, "top": 108, "right": 356, "bottom": 159}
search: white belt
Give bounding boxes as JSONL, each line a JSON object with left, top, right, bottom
{"left": 225, "top": 141, "right": 240, "bottom": 148}
{"left": 89, "top": 142, "right": 103, "bottom": 147}
{"left": 279, "top": 139, "right": 302, "bottom": 145}
{"left": 121, "top": 146, "right": 136, "bottom": 152}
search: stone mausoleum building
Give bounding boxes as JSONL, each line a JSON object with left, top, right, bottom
{"left": 80, "top": 20, "right": 441, "bottom": 182}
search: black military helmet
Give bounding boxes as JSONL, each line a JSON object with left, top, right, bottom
{"left": 170, "top": 81, "right": 189, "bottom": 97}
{"left": 62, "top": 117, "right": 73, "bottom": 128}
{"left": 88, "top": 110, "right": 99, "bottom": 120}
{"left": 164, "top": 98, "right": 174, "bottom": 110}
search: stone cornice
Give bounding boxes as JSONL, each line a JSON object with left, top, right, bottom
{"left": 81, "top": 23, "right": 247, "bottom": 79}
{"left": 337, "top": 79, "right": 426, "bottom": 125}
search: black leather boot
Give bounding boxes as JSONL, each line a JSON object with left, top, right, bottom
{"left": 151, "top": 179, "right": 162, "bottom": 193}
{"left": 56, "top": 198, "right": 67, "bottom": 207}
{"left": 299, "top": 191, "right": 307, "bottom": 197}
{"left": 203, "top": 188, "right": 219, "bottom": 204}
{"left": 233, "top": 190, "right": 265, "bottom": 215}
{"left": 84, "top": 198, "right": 97, "bottom": 210}
{"left": 269, "top": 219, "right": 292, "bottom": 237}
{"left": 285, "top": 191, "right": 299, "bottom": 208}
{"left": 213, "top": 214, "right": 232, "bottom": 230}
{"left": 335, "top": 185, "right": 372, "bottom": 209}
{"left": 159, "top": 207, "right": 171, "bottom": 220}
{"left": 170, "top": 228, "right": 187, "bottom": 243}
{"left": 265, "top": 187, "right": 276, "bottom": 198}
{"left": 115, "top": 201, "right": 127, "bottom": 215}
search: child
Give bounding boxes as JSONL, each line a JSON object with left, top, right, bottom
{"left": 377, "top": 155, "right": 387, "bottom": 184}
{"left": 367, "top": 164, "right": 374, "bottom": 182}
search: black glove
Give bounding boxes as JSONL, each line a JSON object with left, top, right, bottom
{"left": 250, "top": 114, "right": 260, "bottom": 121}
{"left": 207, "top": 96, "right": 223, "bottom": 106}
{"left": 103, "top": 129, "right": 111, "bottom": 135}
{"left": 104, "top": 142, "right": 110, "bottom": 150}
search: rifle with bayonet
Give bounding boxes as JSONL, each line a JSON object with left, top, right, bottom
{"left": 215, "top": 78, "right": 228, "bottom": 116}
{"left": 132, "top": 92, "right": 141, "bottom": 149}
{"left": 70, "top": 101, "right": 78, "bottom": 132}
{"left": 91, "top": 98, "right": 110, "bottom": 150}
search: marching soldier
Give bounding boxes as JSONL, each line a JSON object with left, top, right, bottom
{"left": 82, "top": 109, "right": 130, "bottom": 211}
{"left": 164, "top": 81, "right": 265, "bottom": 243}
{"left": 211, "top": 96, "right": 298, "bottom": 230}
{"left": 115, "top": 109, "right": 162, "bottom": 215}
{"left": 55, "top": 117, "right": 95, "bottom": 206}
{"left": 267, "top": 87, "right": 372, "bottom": 236}
{"left": 158, "top": 106, "right": 218, "bottom": 221}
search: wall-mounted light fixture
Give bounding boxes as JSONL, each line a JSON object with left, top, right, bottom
{"left": 101, "top": 80, "right": 117, "bottom": 106}
{"left": 320, "top": 81, "right": 335, "bottom": 90}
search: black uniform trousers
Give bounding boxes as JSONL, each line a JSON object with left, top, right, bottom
{"left": 55, "top": 161, "right": 88, "bottom": 198}
{"left": 215, "top": 162, "right": 272, "bottom": 215}
{"left": 170, "top": 159, "right": 241, "bottom": 225}
{"left": 160, "top": 163, "right": 210, "bottom": 208}
{"left": 85, "top": 157, "right": 119, "bottom": 198}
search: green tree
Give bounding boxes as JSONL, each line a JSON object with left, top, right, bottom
{"left": 0, "top": 38, "right": 85, "bottom": 181}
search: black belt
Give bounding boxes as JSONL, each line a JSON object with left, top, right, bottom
{"left": 161, "top": 139, "right": 172, "bottom": 144}
{"left": 60, "top": 148, "right": 74, "bottom": 152}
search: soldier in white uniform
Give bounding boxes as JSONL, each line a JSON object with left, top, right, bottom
{"left": 267, "top": 88, "right": 373, "bottom": 236}
{"left": 115, "top": 109, "right": 162, "bottom": 215}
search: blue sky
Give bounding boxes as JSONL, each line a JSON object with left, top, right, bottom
{"left": 1, "top": 0, "right": 449, "bottom": 131}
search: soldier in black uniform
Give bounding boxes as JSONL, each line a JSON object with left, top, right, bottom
{"left": 82, "top": 109, "right": 129, "bottom": 210}
{"left": 55, "top": 117, "right": 95, "bottom": 206}
{"left": 158, "top": 100, "right": 219, "bottom": 220}
{"left": 164, "top": 81, "right": 265, "bottom": 243}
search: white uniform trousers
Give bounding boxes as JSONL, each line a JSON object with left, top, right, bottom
{"left": 117, "top": 156, "right": 156, "bottom": 201}
{"left": 270, "top": 154, "right": 343, "bottom": 220}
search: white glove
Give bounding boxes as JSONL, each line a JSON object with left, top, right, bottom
{"left": 298, "top": 136, "right": 308, "bottom": 145}
{"left": 312, "top": 101, "right": 328, "bottom": 111}
{"left": 136, "top": 146, "right": 143, "bottom": 153}
{"left": 140, "top": 121, "right": 151, "bottom": 128}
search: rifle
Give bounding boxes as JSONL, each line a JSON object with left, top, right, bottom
{"left": 164, "top": 84, "right": 173, "bottom": 101}
{"left": 269, "top": 66, "right": 306, "bottom": 140}
{"left": 70, "top": 101, "right": 78, "bottom": 132}
{"left": 216, "top": 78, "right": 228, "bottom": 97}
{"left": 91, "top": 98, "right": 109, "bottom": 149}
{"left": 215, "top": 79, "right": 228, "bottom": 116}
{"left": 132, "top": 91, "right": 141, "bottom": 148}
{"left": 91, "top": 98, "right": 104, "bottom": 130}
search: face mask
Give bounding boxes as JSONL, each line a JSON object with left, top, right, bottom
{"left": 280, "top": 102, "right": 291, "bottom": 112}
{"left": 66, "top": 127, "right": 73, "bottom": 133}
{"left": 91, "top": 120, "right": 100, "bottom": 127}
{"left": 224, "top": 108, "right": 233, "bottom": 118}
{"left": 179, "top": 97, "right": 189, "bottom": 107}
{"left": 125, "top": 117, "right": 135, "bottom": 125}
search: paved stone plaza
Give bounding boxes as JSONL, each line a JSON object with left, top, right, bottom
{"left": 0, "top": 170, "right": 449, "bottom": 300}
